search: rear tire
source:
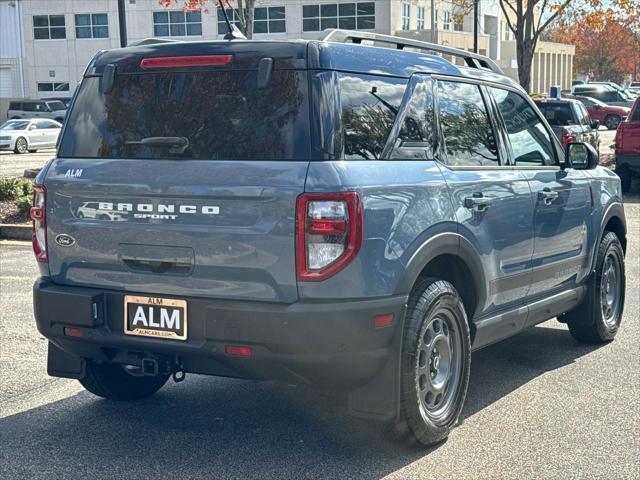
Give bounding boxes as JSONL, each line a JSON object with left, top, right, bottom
{"left": 392, "top": 277, "right": 471, "bottom": 446}
{"left": 80, "top": 361, "right": 170, "bottom": 401}
{"left": 604, "top": 115, "right": 621, "bottom": 130}
{"left": 561, "top": 231, "right": 625, "bottom": 343}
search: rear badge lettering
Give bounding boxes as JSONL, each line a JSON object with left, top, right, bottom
{"left": 65, "top": 169, "right": 83, "bottom": 178}
{"left": 97, "top": 202, "right": 220, "bottom": 220}
{"left": 55, "top": 234, "right": 76, "bottom": 247}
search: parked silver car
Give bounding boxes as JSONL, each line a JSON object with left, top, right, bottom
{"left": 0, "top": 118, "right": 62, "bottom": 154}
{"left": 571, "top": 85, "right": 635, "bottom": 107}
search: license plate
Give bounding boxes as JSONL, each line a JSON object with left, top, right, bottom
{"left": 124, "top": 295, "right": 187, "bottom": 341}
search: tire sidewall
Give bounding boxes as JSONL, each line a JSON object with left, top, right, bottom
{"left": 15, "top": 137, "right": 27, "bottom": 154}
{"left": 400, "top": 280, "right": 471, "bottom": 444}
{"left": 593, "top": 233, "right": 625, "bottom": 340}
{"left": 605, "top": 115, "right": 620, "bottom": 130}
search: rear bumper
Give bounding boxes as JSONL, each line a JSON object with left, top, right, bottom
{"left": 34, "top": 278, "right": 407, "bottom": 387}
{"left": 615, "top": 154, "right": 640, "bottom": 171}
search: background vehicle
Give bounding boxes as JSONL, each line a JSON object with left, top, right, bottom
{"left": 31, "top": 31, "right": 627, "bottom": 448}
{"left": 572, "top": 85, "right": 635, "bottom": 107}
{"left": 534, "top": 97, "right": 600, "bottom": 151}
{"left": 0, "top": 118, "right": 61, "bottom": 154}
{"left": 569, "top": 95, "right": 630, "bottom": 130}
{"left": 7, "top": 99, "right": 67, "bottom": 123}
{"left": 41, "top": 96, "right": 72, "bottom": 109}
{"left": 614, "top": 96, "right": 640, "bottom": 192}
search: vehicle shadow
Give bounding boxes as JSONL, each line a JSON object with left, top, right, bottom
{"left": 0, "top": 323, "right": 602, "bottom": 480}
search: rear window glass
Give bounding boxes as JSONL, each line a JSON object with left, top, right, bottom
{"left": 537, "top": 103, "right": 575, "bottom": 125}
{"left": 58, "top": 70, "right": 310, "bottom": 160}
{"left": 339, "top": 73, "right": 407, "bottom": 160}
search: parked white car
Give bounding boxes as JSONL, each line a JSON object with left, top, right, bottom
{"left": 0, "top": 119, "right": 62, "bottom": 154}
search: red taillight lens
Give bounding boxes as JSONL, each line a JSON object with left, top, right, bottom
{"left": 30, "top": 184, "right": 47, "bottom": 263}
{"left": 561, "top": 133, "right": 575, "bottom": 147}
{"left": 296, "top": 192, "right": 362, "bottom": 281}
{"left": 140, "top": 55, "right": 233, "bottom": 69}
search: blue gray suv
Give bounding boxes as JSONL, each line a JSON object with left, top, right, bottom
{"left": 32, "top": 30, "right": 627, "bottom": 446}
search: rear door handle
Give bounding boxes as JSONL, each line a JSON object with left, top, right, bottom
{"left": 464, "top": 194, "right": 493, "bottom": 212}
{"left": 539, "top": 188, "right": 559, "bottom": 205}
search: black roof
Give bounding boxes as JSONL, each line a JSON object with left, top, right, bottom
{"left": 85, "top": 39, "right": 520, "bottom": 89}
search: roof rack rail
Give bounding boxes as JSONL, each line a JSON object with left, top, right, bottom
{"left": 321, "top": 29, "right": 503, "bottom": 75}
{"left": 127, "top": 37, "right": 184, "bottom": 47}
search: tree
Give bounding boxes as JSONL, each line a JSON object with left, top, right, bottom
{"left": 551, "top": 10, "right": 640, "bottom": 83}
{"left": 159, "top": 0, "right": 258, "bottom": 39}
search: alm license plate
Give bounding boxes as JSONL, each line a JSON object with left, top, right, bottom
{"left": 124, "top": 295, "right": 187, "bottom": 341}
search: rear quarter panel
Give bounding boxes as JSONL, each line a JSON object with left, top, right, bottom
{"left": 301, "top": 160, "right": 456, "bottom": 299}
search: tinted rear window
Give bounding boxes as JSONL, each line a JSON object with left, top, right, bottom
{"left": 58, "top": 70, "right": 310, "bottom": 160}
{"left": 537, "top": 103, "right": 575, "bottom": 125}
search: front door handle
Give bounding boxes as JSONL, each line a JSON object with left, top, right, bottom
{"left": 464, "top": 193, "right": 493, "bottom": 212}
{"left": 539, "top": 188, "right": 559, "bottom": 205}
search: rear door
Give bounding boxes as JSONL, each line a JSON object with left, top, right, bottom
{"left": 488, "top": 87, "right": 592, "bottom": 298}
{"left": 46, "top": 55, "right": 311, "bottom": 303}
{"left": 435, "top": 79, "right": 534, "bottom": 316}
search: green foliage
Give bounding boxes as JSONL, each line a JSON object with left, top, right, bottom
{"left": 15, "top": 195, "right": 33, "bottom": 215}
{"left": 0, "top": 178, "right": 33, "bottom": 201}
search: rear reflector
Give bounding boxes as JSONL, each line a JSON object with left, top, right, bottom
{"left": 64, "top": 327, "right": 84, "bottom": 338}
{"left": 140, "top": 55, "right": 233, "bottom": 69}
{"left": 374, "top": 314, "right": 394, "bottom": 329}
{"left": 225, "top": 345, "right": 252, "bottom": 357}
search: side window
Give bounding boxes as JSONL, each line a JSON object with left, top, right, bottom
{"left": 386, "top": 76, "right": 435, "bottom": 159}
{"left": 340, "top": 73, "right": 407, "bottom": 160}
{"left": 489, "top": 87, "right": 557, "bottom": 167}
{"left": 36, "top": 121, "right": 48, "bottom": 129}
{"left": 577, "top": 103, "right": 591, "bottom": 126}
{"left": 22, "top": 102, "right": 35, "bottom": 112}
{"left": 436, "top": 80, "right": 498, "bottom": 166}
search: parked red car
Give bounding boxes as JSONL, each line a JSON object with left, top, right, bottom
{"left": 573, "top": 95, "right": 630, "bottom": 130}
{"left": 614, "top": 96, "right": 640, "bottom": 192}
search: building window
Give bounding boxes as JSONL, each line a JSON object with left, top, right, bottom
{"left": 302, "top": 3, "right": 375, "bottom": 32}
{"left": 442, "top": 11, "right": 450, "bottom": 31}
{"left": 254, "top": 6, "right": 286, "bottom": 34}
{"left": 453, "top": 19, "right": 463, "bottom": 32}
{"left": 217, "top": 8, "right": 243, "bottom": 35}
{"left": 75, "top": 14, "right": 108, "bottom": 39}
{"left": 401, "top": 2, "right": 410, "bottom": 30}
{"left": 37, "top": 82, "right": 70, "bottom": 92}
{"left": 153, "top": 10, "right": 202, "bottom": 37}
{"left": 33, "top": 15, "right": 66, "bottom": 40}
{"left": 417, "top": 6, "right": 425, "bottom": 30}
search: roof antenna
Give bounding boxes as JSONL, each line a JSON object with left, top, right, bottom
{"left": 217, "top": 0, "right": 246, "bottom": 40}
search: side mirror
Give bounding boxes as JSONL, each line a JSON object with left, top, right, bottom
{"left": 29, "top": 124, "right": 37, "bottom": 131}
{"left": 591, "top": 120, "right": 600, "bottom": 129}
{"left": 566, "top": 142, "right": 598, "bottom": 170}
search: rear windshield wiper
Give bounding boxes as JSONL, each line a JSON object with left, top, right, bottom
{"left": 126, "top": 136, "right": 189, "bottom": 154}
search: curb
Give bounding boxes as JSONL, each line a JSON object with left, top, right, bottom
{"left": 0, "top": 223, "right": 31, "bottom": 241}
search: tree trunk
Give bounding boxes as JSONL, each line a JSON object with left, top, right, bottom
{"left": 245, "top": 0, "right": 254, "bottom": 39}
{"left": 517, "top": 39, "right": 534, "bottom": 91}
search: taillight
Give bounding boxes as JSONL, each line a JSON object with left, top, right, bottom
{"left": 296, "top": 192, "right": 362, "bottom": 281}
{"left": 561, "top": 133, "right": 575, "bottom": 147}
{"left": 30, "top": 184, "right": 47, "bottom": 263}
{"left": 140, "top": 55, "right": 233, "bottom": 69}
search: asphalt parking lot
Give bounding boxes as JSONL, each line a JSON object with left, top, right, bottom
{"left": 0, "top": 194, "right": 638, "bottom": 479}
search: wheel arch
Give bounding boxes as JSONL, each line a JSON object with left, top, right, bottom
{"left": 395, "top": 233, "right": 486, "bottom": 322}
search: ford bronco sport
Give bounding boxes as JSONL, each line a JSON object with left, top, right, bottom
{"left": 32, "top": 30, "right": 627, "bottom": 446}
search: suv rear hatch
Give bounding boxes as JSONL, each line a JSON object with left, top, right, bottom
{"left": 44, "top": 42, "right": 310, "bottom": 303}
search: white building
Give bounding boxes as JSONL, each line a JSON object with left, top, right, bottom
{"left": 0, "top": 0, "right": 574, "bottom": 112}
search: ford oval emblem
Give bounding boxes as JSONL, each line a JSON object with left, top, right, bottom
{"left": 55, "top": 234, "right": 76, "bottom": 247}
